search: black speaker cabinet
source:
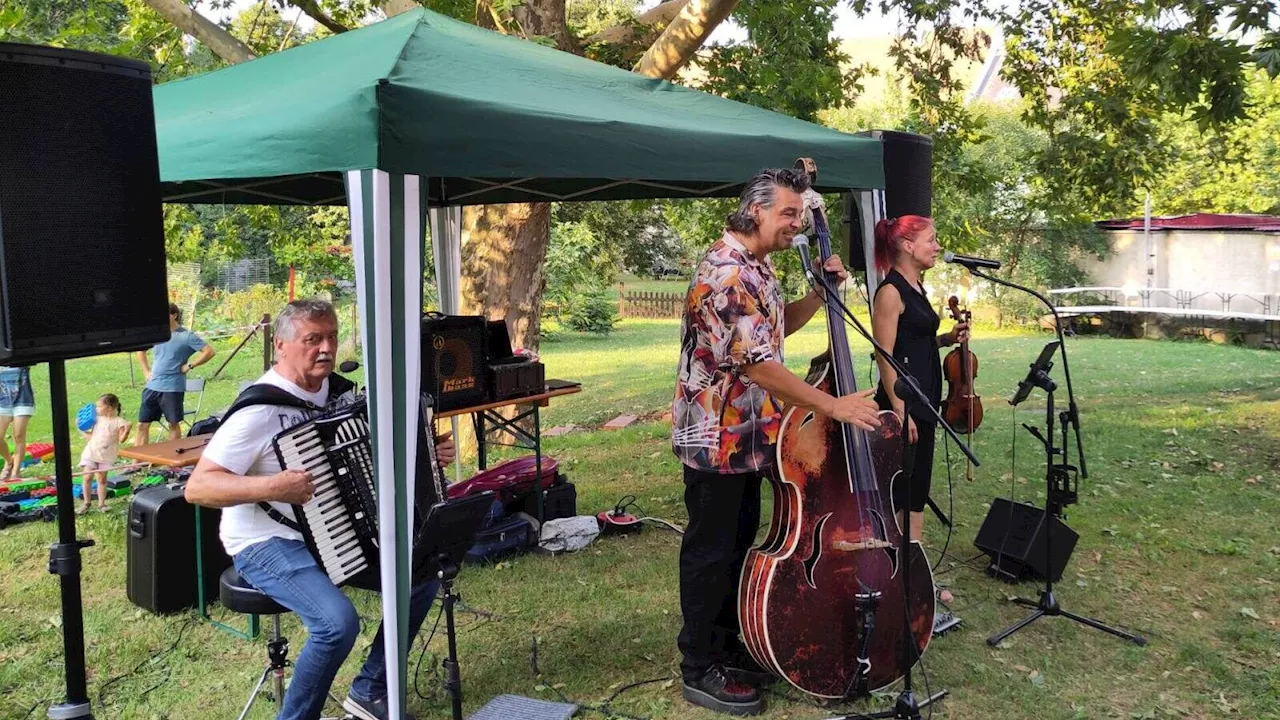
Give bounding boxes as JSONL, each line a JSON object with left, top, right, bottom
{"left": 0, "top": 43, "right": 170, "bottom": 364}
{"left": 421, "top": 314, "right": 488, "bottom": 412}
{"left": 974, "top": 497, "right": 1078, "bottom": 582}
{"left": 859, "top": 129, "right": 933, "bottom": 220}
{"left": 127, "top": 483, "right": 230, "bottom": 614}
{"left": 839, "top": 192, "right": 868, "bottom": 272}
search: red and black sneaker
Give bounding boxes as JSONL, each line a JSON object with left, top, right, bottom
{"left": 682, "top": 664, "right": 764, "bottom": 716}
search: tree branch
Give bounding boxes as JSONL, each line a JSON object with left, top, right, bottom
{"left": 140, "top": 0, "right": 256, "bottom": 64}
{"left": 380, "top": 0, "right": 420, "bottom": 18}
{"left": 633, "top": 0, "right": 739, "bottom": 80}
{"left": 587, "top": 0, "right": 689, "bottom": 46}
{"left": 283, "top": 0, "right": 350, "bottom": 34}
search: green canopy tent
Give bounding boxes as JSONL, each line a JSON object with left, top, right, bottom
{"left": 154, "top": 8, "right": 888, "bottom": 717}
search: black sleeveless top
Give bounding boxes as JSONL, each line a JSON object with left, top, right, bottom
{"left": 874, "top": 269, "right": 942, "bottom": 425}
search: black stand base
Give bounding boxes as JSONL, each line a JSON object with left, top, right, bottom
{"left": 837, "top": 688, "right": 950, "bottom": 720}
{"left": 987, "top": 589, "right": 1146, "bottom": 647}
{"left": 438, "top": 559, "right": 464, "bottom": 720}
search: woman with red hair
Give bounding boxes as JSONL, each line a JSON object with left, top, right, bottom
{"left": 870, "top": 215, "right": 968, "bottom": 560}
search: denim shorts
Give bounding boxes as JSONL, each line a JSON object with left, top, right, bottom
{"left": 0, "top": 369, "right": 35, "bottom": 417}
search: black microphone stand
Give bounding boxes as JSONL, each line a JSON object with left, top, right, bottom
{"left": 963, "top": 267, "right": 1088, "bottom": 479}
{"left": 985, "top": 346, "right": 1145, "bottom": 647}
{"left": 799, "top": 271, "right": 971, "bottom": 720}
{"left": 948, "top": 266, "right": 1144, "bottom": 647}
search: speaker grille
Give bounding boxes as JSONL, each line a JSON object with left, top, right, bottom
{"left": 0, "top": 46, "right": 169, "bottom": 362}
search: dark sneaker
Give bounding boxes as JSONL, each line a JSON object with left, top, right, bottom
{"left": 682, "top": 664, "right": 764, "bottom": 716}
{"left": 724, "top": 650, "right": 776, "bottom": 686}
{"left": 343, "top": 694, "right": 417, "bottom": 720}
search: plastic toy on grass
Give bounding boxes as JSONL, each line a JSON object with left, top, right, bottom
{"left": 77, "top": 403, "right": 97, "bottom": 433}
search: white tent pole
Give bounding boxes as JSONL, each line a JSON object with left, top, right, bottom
{"left": 429, "top": 206, "right": 465, "bottom": 484}
{"left": 349, "top": 169, "right": 422, "bottom": 720}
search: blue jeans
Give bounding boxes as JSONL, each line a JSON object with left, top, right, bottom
{"left": 233, "top": 537, "right": 439, "bottom": 720}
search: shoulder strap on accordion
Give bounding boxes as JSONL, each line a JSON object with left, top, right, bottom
{"left": 217, "top": 373, "right": 359, "bottom": 534}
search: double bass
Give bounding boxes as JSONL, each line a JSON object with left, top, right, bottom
{"left": 738, "top": 162, "right": 935, "bottom": 699}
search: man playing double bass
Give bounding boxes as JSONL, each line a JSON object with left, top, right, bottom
{"left": 671, "top": 169, "right": 883, "bottom": 716}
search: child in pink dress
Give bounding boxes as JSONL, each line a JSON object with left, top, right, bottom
{"left": 78, "top": 394, "right": 131, "bottom": 513}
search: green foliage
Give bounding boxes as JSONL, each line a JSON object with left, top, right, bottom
{"left": 1105, "top": 1, "right": 1279, "bottom": 128}
{"left": 699, "top": 0, "right": 865, "bottom": 122}
{"left": 543, "top": 219, "right": 622, "bottom": 319}
{"left": 563, "top": 289, "right": 619, "bottom": 334}
{"left": 214, "top": 283, "right": 290, "bottom": 330}
{"left": 554, "top": 200, "right": 676, "bottom": 277}
{"left": 1145, "top": 71, "right": 1280, "bottom": 215}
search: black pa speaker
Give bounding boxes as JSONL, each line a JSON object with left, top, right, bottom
{"left": 974, "top": 497, "right": 1078, "bottom": 582}
{"left": 421, "top": 313, "right": 488, "bottom": 412}
{"left": 859, "top": 129, "right": 933, "bottom": 220}
{"left": 839, "top": 192, "right": 867, "bottom": 272}
{"left": 0, "top": 44, "right": 170, "bottom": 364}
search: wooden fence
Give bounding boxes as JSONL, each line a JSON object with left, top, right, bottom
{"left": 619, "top": 289, "right": 684, "bottom": 319}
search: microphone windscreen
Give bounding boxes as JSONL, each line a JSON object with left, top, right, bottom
{"left": 339, "top": 360, "right": 360, "bottom": 374}
{"left": 790, "top": 234, "right": 810, "bottom": 249}
{"left": 942, "top": 251, "right": 956, "bottom": 262}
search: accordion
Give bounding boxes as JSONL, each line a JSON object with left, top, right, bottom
{"left": 271, "top": 396, "right": 453, "bottom": 588}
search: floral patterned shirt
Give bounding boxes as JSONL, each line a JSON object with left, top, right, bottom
{"left": 672, "top": 232, "right": 786, "bottom": 474}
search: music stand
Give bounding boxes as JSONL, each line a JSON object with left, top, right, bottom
{"left": 1009, "top": 341, "right": 1060, "bottom": 407}
{"left": 410, "top": 493, "right": 494, "bottom": 720}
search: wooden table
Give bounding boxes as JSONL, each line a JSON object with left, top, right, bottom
{"left": 118, "top": 435, "right": 212, "bottom": 468}
{"left": 439, "top": 382, "right": 581, "bottom": 522}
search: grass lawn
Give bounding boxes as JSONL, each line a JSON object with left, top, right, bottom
{"left": 1, "top": 317, "right": 1277, "bottom": 719}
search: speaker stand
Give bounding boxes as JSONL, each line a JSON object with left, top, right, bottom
{"left": 47, "top": 360, "right": 96, "bottom": 719}
{"left": 987, "top": 377, "right": 1144, "bottom": 648}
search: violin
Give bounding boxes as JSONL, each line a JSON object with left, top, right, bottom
{"left": 738, "top": 159, "right": 934, "bottom": 699}
{"left": 941, "top": 295, "right": 983, "bottom": 435}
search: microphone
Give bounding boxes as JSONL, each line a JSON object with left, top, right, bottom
{"left": 942, "top": 251, "right": 1001, "bottom": 270}
{"left": 338, "top": 360, "right": 360, "bottom": 374}
{"left": 791, "top": 234, "right": 817, "bottom": 283}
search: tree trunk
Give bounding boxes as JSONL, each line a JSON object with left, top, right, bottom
{"left": 633, "top": 0, "right": 739, "bottom": 80}
{"left": 459, "top": 1, "right": 570, "bottom": 353}
{"left": 139, "top": 0, "right": 256, "bottom": 64}
{"left": 460, "top": 203, "right": 552, "bottom": 351}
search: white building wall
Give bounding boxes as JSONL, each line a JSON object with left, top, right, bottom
{"left": 1081, "top": 229, "right": 1280, "bottom": 314}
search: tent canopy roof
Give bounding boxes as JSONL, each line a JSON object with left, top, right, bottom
{"left": 155, "top": 8, "right": 884, "bottom": 206}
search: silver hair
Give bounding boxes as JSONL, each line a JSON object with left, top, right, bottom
{"left": 725, "top": 168, "right": 812, "bottom": 233}
{"left": 275, "top": 299, "right": 338, "bottom": 341}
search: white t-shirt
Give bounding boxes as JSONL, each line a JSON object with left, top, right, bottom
{"left": 205, "top": 369, "right": 356, "bottom": 556}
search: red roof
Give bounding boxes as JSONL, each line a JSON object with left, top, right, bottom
{"left": 1096, "top": 213, "right": 1280, "bottom": 232}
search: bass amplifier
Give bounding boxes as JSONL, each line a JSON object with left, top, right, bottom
{"left": 126, "top": 483, "right": 231, "bottom": 614}
{"left": 422, "top": 313, "right": 488, "bottom": 412}
{"left": 974, "top": 497, "right": 1078, "bottom": 582}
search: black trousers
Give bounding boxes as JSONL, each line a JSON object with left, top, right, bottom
{"left": 677, "top": 465, "right": 762, "bottom": 680}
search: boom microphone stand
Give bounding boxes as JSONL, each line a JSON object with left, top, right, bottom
{"left": 963, "top": 268, "right": 1088, "bottom": 480}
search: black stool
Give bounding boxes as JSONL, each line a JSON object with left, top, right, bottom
{"left": 220, "top": 567, "right": 292, "bottom": 720}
